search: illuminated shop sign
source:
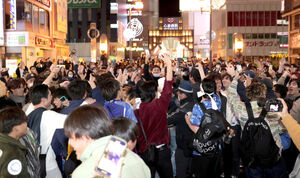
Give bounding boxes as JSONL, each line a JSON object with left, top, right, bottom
{"left": 0, "top": 0, "right": 4, "bottom": 45}
{"left": 244, "top": 40, "right": 279, "bottom": 47}
{"left": 123, "top": 18, "right": 143, "bottom": 41}
{"left": 68, "top": 0, "right": 100, "bottom": 8}
{"left": 35, "top": 36, "right": 54, "bottom": 48}
{"left": 5, "top": 32, "right": 28, "bottom": 46}
{"left": 10, "top": 0, "right": 16, "bottom": 30}
{"left": 163, "top": 18, "right": 179, "bottom": 30}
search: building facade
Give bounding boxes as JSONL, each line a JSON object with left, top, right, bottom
{"left": 282, "top": 0, "right": 300, "bottom": 64}
{"left": 66, "top": 0, "right": 109, "bottom": 61}
{"left": 1, "top": 0, "right": 68, "bottom": 68}
{"left": 214, "top": 0, "right": 289, "bottom": 61}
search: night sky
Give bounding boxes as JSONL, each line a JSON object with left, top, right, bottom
{"left": 159, "top": 0, "right": 181, "bottom": 17}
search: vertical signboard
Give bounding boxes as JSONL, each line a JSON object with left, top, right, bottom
{"left": 0, "top": 0, "right": 4, "bottom": 45}
{"left": 57, "top": 0, "right": 68, "bottom": 33}
{"left": 10, "top": 0, "right": 16, "bottom": 30}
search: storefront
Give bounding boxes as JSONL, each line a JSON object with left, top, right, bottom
{"left": 148, "top": 17, "right": 194, "bottom": 58}
{"left": 3, "top": 0, "right": 68, "bottom": 69}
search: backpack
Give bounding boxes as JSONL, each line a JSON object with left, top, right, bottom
{"left": 27, "top": 107, "right": 48, "bottom": 178}
{"left": 240, "top": 102, "right": 280, "bottom": 168}
{"left": 192, "top": 103, "right": 227, "bottom": 157}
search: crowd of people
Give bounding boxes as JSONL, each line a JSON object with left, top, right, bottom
{"left": 0, "top": 53, "right": 300, "bottom": 178}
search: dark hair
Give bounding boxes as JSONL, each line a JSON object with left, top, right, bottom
{"left": 1, "top": 71, "right": 9, "bottom": 77}
{"left": 52, "top": 87, "right": 70, "bottom": 100}
{"left": 7, "top": 78, "right": 26, "bottom": 91}
{"left": 112, "top": 117, "right": 139, "bottom": 142}
{"left": 189, "top": 68, "right": 201, "bottom": 83}
{"left": 99, "top": 79, "right": 120, "bottom": 101}
{"left": 67, "top": 79, "right": 87, "bottom": 100}
{"left": 206, "top": 72, "right": 221, "bottom": 81}
{"left": 138, "top": 80, "right": 157, "bottom": 102}
{"left": 29, "top": 84, "right": 49, "bottom": 105}
{"left": 64, "top": 105, "right": 112, "bottom": 139}
{"left": 274, "top": 84, "right": 288, "bottom": 98}
{"left": 201, "top": 78, "right": 216, "bottom": 96}
{"left": 289, "top": 79, "right": 300, "bottom": 88}
{"left": 221, "top": 73, "right": 233, "bottom": 82}
{"left": 95, "top": 73, "right": 114, "bottom": 89}
{"left": 0, "top": 107, "right": 27, "bottom": 134}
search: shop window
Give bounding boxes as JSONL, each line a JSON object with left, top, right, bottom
{"left": 259, "top": 11, "right": 264, "bottom": 26}
{"left": 32, "top": 5, "right": 39, "bottom": 33}
{"left": 246, "top": 11, "right": 251, "bottom": 26}
{"left": 25, "top": 1, "right": 32, "bottom": 31}
{"left": 271, "top": 33, "right": 277, "bottom": 39}
{"left": 228, "top": 11, "right": 233, "bottom": 26}
{"left": 39, "top": 8, "right": 46, "bottom": 34}
{"left": 265, "top": 11, "right": 270, "bottom": 26}
{"left": 265, "top": 33, "right": 270, "bottom": 39}
{"left": 252, "top": 11, "right": 258, "bottom": 26}
{"left": 245, "top": 33, "right": 252, "bottom": 39}
{"left": 258, "top": 33, "right": 264, "bottom": 39}
{"left": 295, "top": 14, "right": 300, "bottom": 30}
{"left": 228, "top": 34, "right": 233, "bottom": 49}
{"left": 252, "top": 34, "right": 258, "bottom": 39}
{"left": 234, "top": 12, "right": 239, "bottom": 26}
{"left": 271, "top": 11, "right": 277, "bottom": 26}
{"left": 240, "top": 12, "right": 245, "bottom": 26}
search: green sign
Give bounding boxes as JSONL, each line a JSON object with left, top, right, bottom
{"left": 67, "top": 0, "right": 100, "bottom": 8}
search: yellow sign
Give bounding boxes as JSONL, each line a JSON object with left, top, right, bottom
{"left": 57, "top": 0, "right": 68, "bottom": 33}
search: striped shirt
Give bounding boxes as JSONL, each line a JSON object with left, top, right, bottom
{"left": 227, "top": 78, "right": 284, "bottom": 151}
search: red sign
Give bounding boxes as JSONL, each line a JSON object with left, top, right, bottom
{"left": 35, "top": 36, "right": 53, "bottom": 48}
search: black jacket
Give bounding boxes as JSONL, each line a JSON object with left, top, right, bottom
{"left": 168, "top": 96, "right": 195, "bottom": 157}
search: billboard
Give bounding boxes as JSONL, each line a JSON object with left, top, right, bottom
{"left": 9, "top": 0, "right": 17, "bottom": 30}
{"left": 0, "top": 0, "right": 4, "bottom": 45}
{"left": 67, "top": 0, "right": 100, "bottom": 8}
{"left": 163, "top": 18, "right": 179, "bottom": 30}
{"left": 57, "top": 0, "right": 68, "bottom": 33}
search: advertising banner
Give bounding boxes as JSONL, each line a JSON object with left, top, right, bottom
{"left": 5, "top": 32, "right": 29, "bottom": 46}
{"left": 163, "top": 18, "right": 179, "bottom": 30}
{"left": 5, "top": 59, "right": 18, "bottom": 77}
{"left": 57, "top": 0, "right": 68, "bottom": 33}
{"left": 0, "top": 0, "right": 4, "bottom": 45}
{"left": 10, "top": 0, "right": 17, "bottom": 30}
{"left": 67, "top": 0, "right": 100, "bottom": 8}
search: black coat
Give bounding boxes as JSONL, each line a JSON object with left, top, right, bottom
{"left": 168, "top": 96, "right": 195, "bottom": 157}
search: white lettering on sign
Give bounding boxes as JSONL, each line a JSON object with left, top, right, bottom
{"left": 68, "top": 0, "right": 96, "bottom": 4}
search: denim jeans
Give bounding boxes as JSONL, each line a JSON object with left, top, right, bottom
{"left": 245, "top": 157, "right": 288, "bottom": 178}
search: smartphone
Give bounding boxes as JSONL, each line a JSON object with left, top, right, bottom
{"left": 59, "top": 96, "right": 67, "bottom": 103}
{"left": 96, "top": 136, "right": 127, "bottom": 176}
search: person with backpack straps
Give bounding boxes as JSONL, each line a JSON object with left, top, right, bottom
{"left": 226, "top": 67, "right": 287, "bottom": 177}
{"left": 27, "top": 84, "right": 67, "bottom": 178}
{"left": 185, "top": 78, "right": 225, "bottom": 178}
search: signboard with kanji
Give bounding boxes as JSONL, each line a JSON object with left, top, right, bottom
{"left": 163, "top": 18, "right": 179, "bottom": 30}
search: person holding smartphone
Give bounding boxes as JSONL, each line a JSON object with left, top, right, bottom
{"left": 64, "top": 105, "right": 150, "bottom": 178}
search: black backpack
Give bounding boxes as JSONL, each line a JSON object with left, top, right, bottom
{"left": 192, "top": 103, "right": 227, "bottom": 157}
{"left": 240, "top": 102, "right": 280, "bottom": 168}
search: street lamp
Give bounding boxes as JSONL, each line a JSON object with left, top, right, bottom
{"left": 233, "top": 33, "right": 243, "bottom": 62}
{"left": 100, "top": 34, "right": 108, "bottom": 55}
